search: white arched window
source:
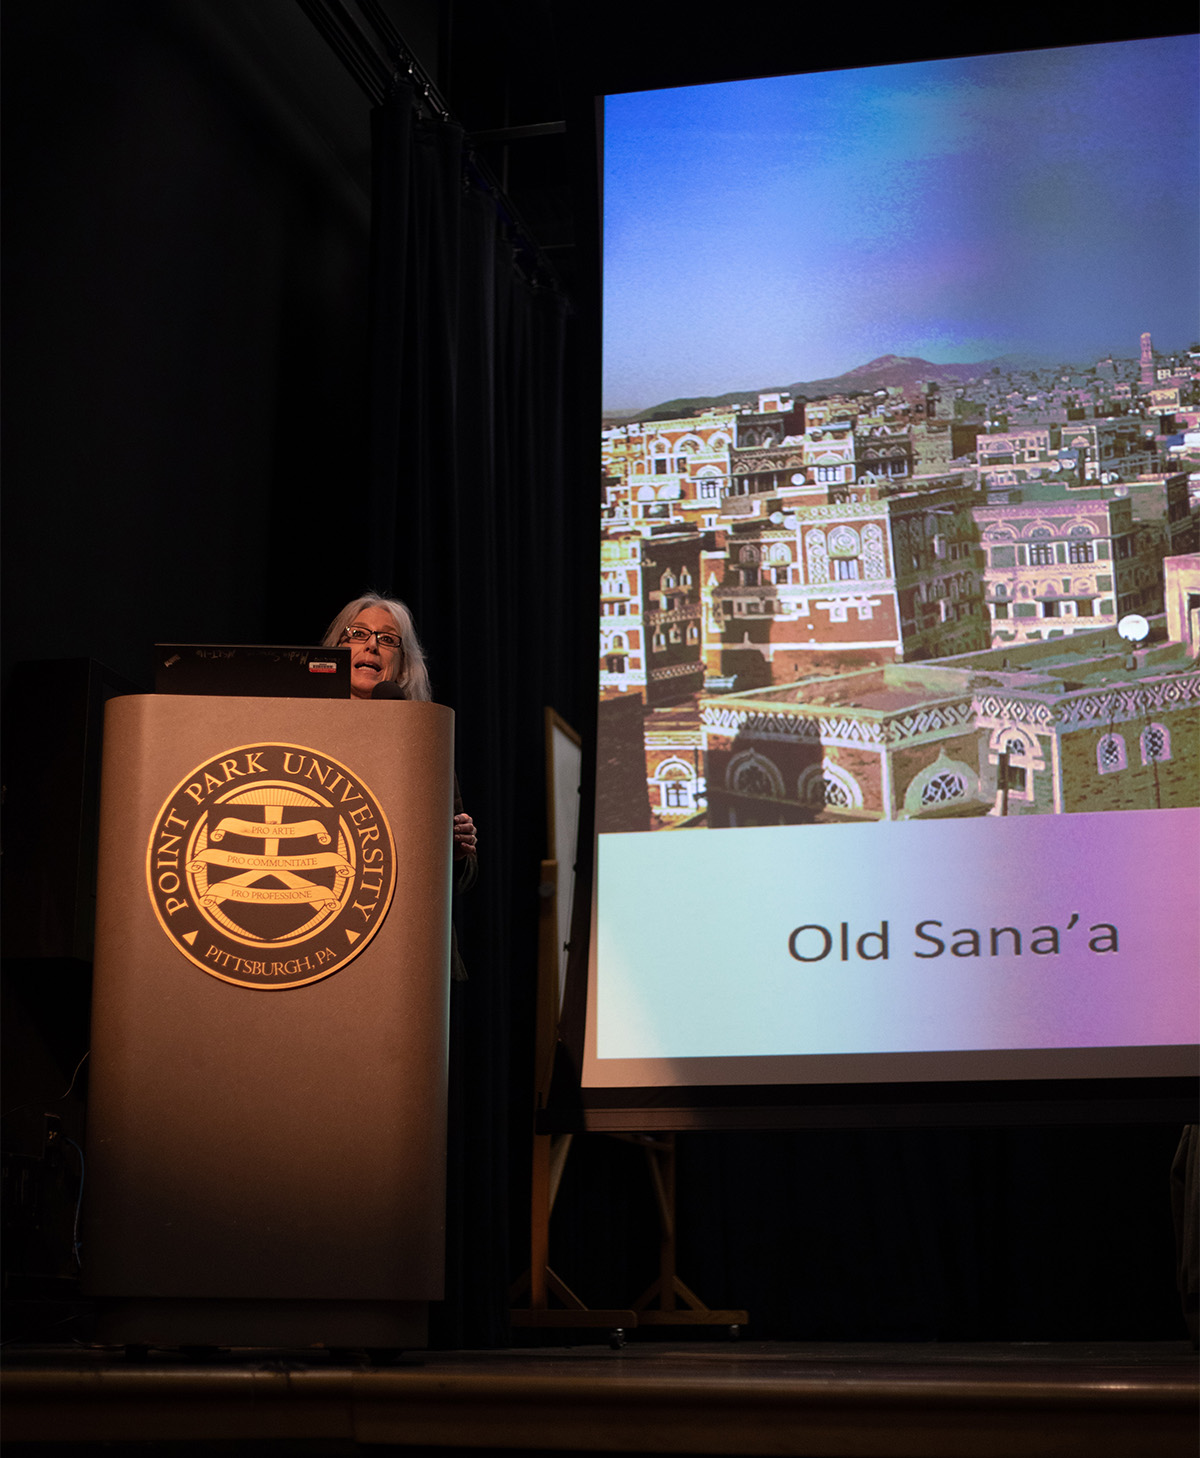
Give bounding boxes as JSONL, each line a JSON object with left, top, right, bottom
{"left": 806, "top": 528, "right": 830, "bottom": 584}
{"left": 904, "top": 753, "right": 980, "bottom": 816}
{"left": 828, "top": 525, "right": 860, "bottom": 557}
{"left": 654, "top": 758, "right": 697, "bottom": 814}
{"left": 1097, "top": 734, "right": 1126, "bottom": 774}
{"left": 861, "top": 523, "right": 886, "bottom": 579}
{"left": 920, "top": 769, "right": 969, "bottom": 806}
{"left": 797, "top": 763, "right": 862, "bottom": 810}
{"left": 1068, "top": 523, "right": 1095, "bottom": 563}
{"left": 1140, "top": 723, "right": 1171, "bottom": 764}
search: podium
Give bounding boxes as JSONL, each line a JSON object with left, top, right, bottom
{"left": 82, "top": 694, "right": 454, "bottom": 1349}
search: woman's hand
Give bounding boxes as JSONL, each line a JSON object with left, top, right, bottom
{"left": 453, "top": 812, "right": 477, "bottom": 860}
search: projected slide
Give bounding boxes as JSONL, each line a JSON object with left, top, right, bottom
{"left": 589, "top": 37, "right": 1200, "bottom": 1089}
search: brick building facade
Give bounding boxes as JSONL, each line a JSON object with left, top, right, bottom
{"left": 976, "top": 484, "right": 1169, "bottom": 645}
{"left": 697, "top": 614, "right": 1198, "bottom": 829}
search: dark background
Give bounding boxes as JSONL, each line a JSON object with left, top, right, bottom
{"left": 2, "top": 0, "right": 1195, "bottom": 1346}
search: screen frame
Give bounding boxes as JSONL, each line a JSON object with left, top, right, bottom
{"left": 549, "top": 28, "right": 1200, "bottom": 1134}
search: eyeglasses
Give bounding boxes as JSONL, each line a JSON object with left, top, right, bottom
{"left": 341, "top": 626, "right": 402, "bottom": 650}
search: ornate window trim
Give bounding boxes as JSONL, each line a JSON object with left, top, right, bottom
{"left": 1097, "top": 733, "right": 1126, "bottom": 774}
{"left": 904, "top": 752, "right": 980, "bottom": 816}
{"left": 827, "top": 525, "right": 861, "bottom": 558}
{"left": 727, "top": 750, "right": 784, "bottom": 799}
{"left": 806, "top": 528, "right": 830, "bottom": 584}
{"left": 654, "top": 757, "right": 694, "bottom": 782}
{"left": 1140, "top": 723, "right": 1171, "bottom": 765}
{"left": 797, "top": 762, "right": 863, "bottom": 811}
{"left": 654, "top": 757, "right": 696, "bottom": 812}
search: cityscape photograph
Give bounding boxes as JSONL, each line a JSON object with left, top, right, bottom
{"left": 597, "top": 38, "right": 1200, "bottom": 833}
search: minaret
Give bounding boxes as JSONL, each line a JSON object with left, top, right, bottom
{"left": 1140, "top": 332, "right": 1154, "bottom": 389}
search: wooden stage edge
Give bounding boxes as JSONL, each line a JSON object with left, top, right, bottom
{"left": 2, "top": 1340, "right": 1196, "bottom": 1458}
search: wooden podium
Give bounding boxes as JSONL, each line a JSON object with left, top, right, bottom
{"left": 82, "top": 694, "right": 454, "bottom": 1350}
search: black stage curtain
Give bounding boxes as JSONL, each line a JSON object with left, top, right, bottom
{"left": 364, "top": 85, "right": 585, "bottom": 1347}
{"left": 356, "top": 85, "right": 1191, "bottom": 1350}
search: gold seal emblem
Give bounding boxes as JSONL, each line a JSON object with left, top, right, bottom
{"left": 146, "top": 742, "right": 396, "bottom": 989}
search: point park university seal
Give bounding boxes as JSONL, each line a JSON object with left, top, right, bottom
{"left": 147, "top": 742, "right": 396, "bottom": 988}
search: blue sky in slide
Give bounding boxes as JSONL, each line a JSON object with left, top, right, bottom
{"left": 603, "top": 36, "right": 1199, "bottom": 412}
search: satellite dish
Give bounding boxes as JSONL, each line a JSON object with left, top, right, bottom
{"left": 770, "top": 511, "right": 783, "bottom": 524}
{"left": 783, "top": 516, "right": 798, "bottom": 529}
{"left": 1118, "top": 614, "right": 1150, "bottom": 644}
{"left": 790, "top": 472, "right": 805, "bottom": 485}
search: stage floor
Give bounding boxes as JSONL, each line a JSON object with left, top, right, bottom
{"left": 2, "top": 1339, "right": 1196, "bottom": 1457}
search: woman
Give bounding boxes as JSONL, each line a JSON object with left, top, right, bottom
{"left": 323, "top": 593, "right": 477, "bottom": 864}
{"left": 323, "top": 593, "right": 433, "bottom": 703}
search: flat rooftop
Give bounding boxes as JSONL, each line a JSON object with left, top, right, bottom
{"left": 708, "top": 629, "right": 1197, "bottom": 717}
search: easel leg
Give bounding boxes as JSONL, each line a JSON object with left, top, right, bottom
{"left": 510, "top": 1130, "right": 636, "bottom": 1332}
{"left": 629, "top": 1133, "right": 749, "bottom": 1331}
{"left": 530, "top": 1133, "right": 551, "bottom": 1309}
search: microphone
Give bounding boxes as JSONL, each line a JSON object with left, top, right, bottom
{"left": 370, "top": 681, "right": 406, "bottom": 700}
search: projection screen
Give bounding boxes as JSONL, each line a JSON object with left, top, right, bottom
{"left": 581, "top": 36, "right": 1200, "bottom": 1122}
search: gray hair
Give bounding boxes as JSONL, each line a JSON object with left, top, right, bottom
{"left": 321, "top": 593, "right": 432, "bottom": 701}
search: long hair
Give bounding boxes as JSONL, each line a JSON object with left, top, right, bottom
{"left": 321, "top": 593, "right": 432, "bottom": 701}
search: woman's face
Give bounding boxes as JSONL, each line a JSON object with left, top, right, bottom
{"left": 343, "top": 604, "right": 403, "bottom": 699}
